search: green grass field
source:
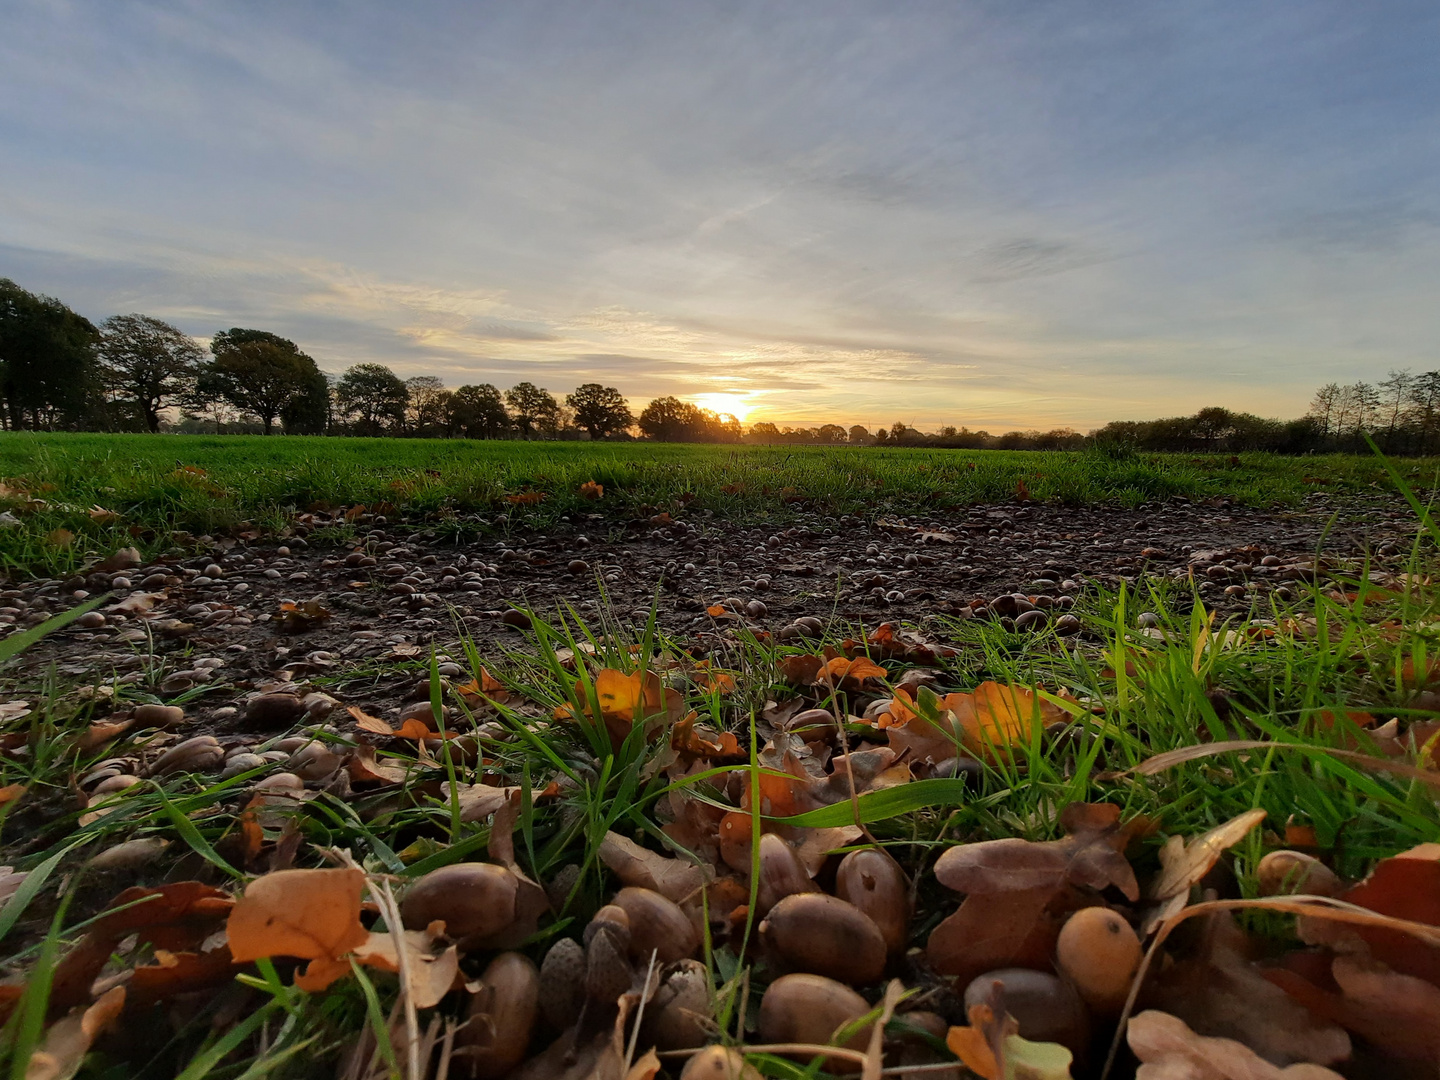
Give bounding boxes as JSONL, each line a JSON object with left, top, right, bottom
{"left": 0, "top": 432, "right": 1430, "bottom": 577}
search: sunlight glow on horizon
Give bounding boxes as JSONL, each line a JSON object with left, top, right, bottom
{"left": 689, "top": 392, "right": 755, "bottom": 422}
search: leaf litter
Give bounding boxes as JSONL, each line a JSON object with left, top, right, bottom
{"left": 3, "top": 512, "right": 1440, "bottom": 1077}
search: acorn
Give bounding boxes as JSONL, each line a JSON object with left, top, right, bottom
{"left": 1256, "top": 850, "right": 1342, "bottom": 898}
{"left": 583, "top": 904, "right": 632, "bottom": 951}
{"left": 609, "top": 887, "right": 699, "bottom": 963}
{"left": 759, "top": 893, "right": 887, "bottom": 985}
{"left": 755, "top": 834, "right": 818, "bottom": 916}
{"left": 834, "top": 849, "right": 909, "bottom": 954}
{"left": 1055, "top": 906, "right": 1142, "bottom": 1014}
{"left": 681, "top": 1046, "right": 762, "bottom": 1080}
{"left": 963, "top": 969, "right": 1089, "bottom": 1059}
{"left": 456, "top": 952, "right": 540, "bottom": 1078}
{"left": 147, "top": 735, "right": 224, "bottom": 777}
{"left": 401, "top": 863, "right": 518, "bottom": 945}
{"left": 758, "top": 974, "right": 872, "bottom": 1071}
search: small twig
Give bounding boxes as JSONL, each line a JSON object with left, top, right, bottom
{"left": 624, "top": 949, "right": 660, "bottom": 1073}
{"left": 371, "top": 878, "right": 422, "bottom": 1080}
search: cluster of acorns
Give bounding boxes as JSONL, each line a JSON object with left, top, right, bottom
{"left": 388, "top": 821, "right": 1183, "bottom": 1077}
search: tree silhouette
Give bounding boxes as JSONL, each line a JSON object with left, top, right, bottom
{"left": 0, "top": 278, "right": 100, "bottom": 430}
{"left": 565, "top": 383, "right": 633, "bottom": 440}
{"left": 336, "top": 364, "right": 409, "bottom": 436}
{"left": 505, "top": 382, "right": 558, "bottom": 439}
{"left": 200, "top": 329, "right": 324, "bottom": 435}
{"left": 450, "top": 384, "right": 510, "bottom": 438}
{"left": 97, "top": 315, "right": 203, "bottom": 432}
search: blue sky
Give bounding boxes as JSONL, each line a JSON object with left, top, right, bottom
{"left": 2, "top": 1, "right": 1438, "bottom": 430}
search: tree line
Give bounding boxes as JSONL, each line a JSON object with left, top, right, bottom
{"left": 2, "top": 278, "right": 1434, "bottom": 452}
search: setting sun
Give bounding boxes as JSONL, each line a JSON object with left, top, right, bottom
{"left": 690, "top": 392, "right": 754, "bottom": 421}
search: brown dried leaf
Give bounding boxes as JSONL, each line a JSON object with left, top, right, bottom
{"left": 1126, "top": 1010, "right": 1344, "bottom": 1080}
{"left": 25, "top": 986, "right": 126, "bottom": 1080}
{"left": 598, "top": 831, "right": 709, "bottom": 903}
{"left": 1148, "top": 809, "right": 1267, "bottom": 902}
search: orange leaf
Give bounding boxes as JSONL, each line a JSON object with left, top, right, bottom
{"left": 347, "top": 705, "right": 394, "bottom": 735}
{"left": 506, "top": 491, "right": 544, "bottom": 506}
{"left": 227, "top": 867, "right": 369, "bottom": 987}
{"left": 0, "top": 783, "right": 25, "bottom": 806}
{"left": 578, "top": 480, "right": 604, "bottom": 500}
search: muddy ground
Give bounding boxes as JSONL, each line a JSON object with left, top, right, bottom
{"left": 0, "top": 490, "right": 1421, "bottom": 735}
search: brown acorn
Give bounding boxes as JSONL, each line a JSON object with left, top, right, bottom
{"left": 834, "top": 848, "right": 910, "bottom": 953}
{"left": 757, "top": 973, "right": 872, "bottom": 1073}
{"left": 609, "top": 887, "right": 699, "bottom": 963}
{"left": 755, "top": 833, "right": 818, "bottom": 916}
{"left": 455, "top": 952, "right": 540, "bottom": 1078}
{"left": 400, "top": 863, "right": 518, "bottom": 945}
{"left": 758, "top": 893, "right": 887, "bottom": 985}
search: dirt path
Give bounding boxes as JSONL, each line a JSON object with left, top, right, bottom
{"left": 1, "top": 490, "right": 1419, "bottom": 733}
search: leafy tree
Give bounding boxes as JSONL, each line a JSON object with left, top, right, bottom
{"left": 565, "top": 383, "right": 633, "bottom": 441}
{"left": 505, "top": 382, "right": 559, "bottom": 439}
{"left": 847, "top": 425, "right": 871, "bottom": 444}
{"left": 638, "top": 396, "right": 701, "bottom": 441}
{"left": 816, "top": 424, "right": 847, "bottom": 444}
{"left": 748, "top": 422, "right": 780, "bottom": 443}
{"left": 336, "top": 364, "right": 409, "bottom": 436}
{"left": 97, "top": 314, "right": 203, "bottom": 432}
{"left": 282, "top": 363, "right": 331, "bottom": 435}
{"left": 0, "top": 278, "right": 101, "bottom": 430}
{"left": 449, "top": 384, "right": 510, "bottom": 438}
{"left": 199, "top": 329, "right": 325, "bottom": 435}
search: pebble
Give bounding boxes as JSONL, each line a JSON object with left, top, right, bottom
{"left": 500, "top": 608, "right": 533, "bottom": 630}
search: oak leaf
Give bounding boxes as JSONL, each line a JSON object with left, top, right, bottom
{"left": 227, "top": 867, "right": 369, "bottom": 991}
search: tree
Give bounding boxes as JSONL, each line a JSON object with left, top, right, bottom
{"left": 1192, "top": 407, "right": 1235, "bottom": 448}
{"left": 848, "top": 425, "right": 871, "bottom": 444}
{"left": 565, "top": 383, "right": 633, "bottom": 440}
{"left": 505, "top": 382, "right": 559, "bottom": 439}
{"left": 1307, "top": 383, "right": 1341, "bottom": 440}
{"left": 450, "top": 384, "right": 510, "bottom": 438}
{"left": 638, "top": 396, "right": 703, "bottom": 441}
{"left": 748, "top": 422, "right": 781, "bottom": 443}
{"left": 97, "top": 314, "right": 202, "bottom": 432}
{"left": 0, "top": 279, "right": 101, "bottom": 430}
{"left": 405, "top": 375, "right": 450, "bottom": 436}
{"left": 200, "top": 329, "right": 324, "bottom": 435}
{"left": 336, "top": 364, "right": 409, "bottom": 436}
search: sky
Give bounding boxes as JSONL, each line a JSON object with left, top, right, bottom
{"left": 2, "top": 1, "right": 1439, "bottom": 431}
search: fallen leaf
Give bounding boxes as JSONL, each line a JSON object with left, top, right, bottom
{"left": 929, "top": 803, "right": 1142, "bottom": 982}
{"left": 1147, "top": 912, "right": 1351, "bottom": 1067}
{"left": 1126, "top": 1009, "right": 1344, "bottom": 1080}
{"left": 45, "top": 528, "right": 75, "bottom": 548}
{"left": 227, "top": 867, "right": 369, "bottom": 990}
{"left": 598, "top": 831, "right": 710, "bottom": 903}
{"left": 346, "top": 744, "right": 410, "bottom": 786}
{"left": 278, "top": 598, "right": 331, "bottom": 633}
{"left": 1148, "top": 809, "right": 1267, "bottom": 903}
{"left": 623, "top": 1048, "right": 661, "bottom": 1080}
{"left": 0, "top": 783, "right": 25, "bottom": 807}
{"left": 352, "top": 926, "right": 460, "bottom": 1008}
{"left": 1317, "top": 843, "right": 1440, "bottom": 985}
{"left": 442, "top": 782, "right": 527, "bottom": 823}
{"left": 25, "top": 986, "right": 126, "bottom": 1080}
{"left": 578, "top": 481, "right": 604, "bottom": 500}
